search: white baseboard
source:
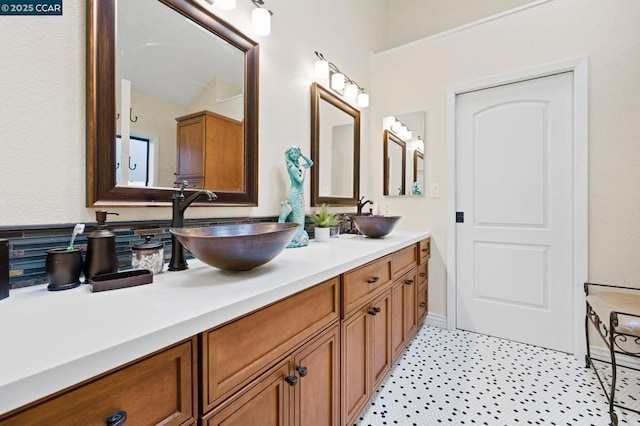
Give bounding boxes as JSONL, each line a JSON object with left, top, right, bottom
{"left": 589, "top": 346, "right": 640, "bottom": 369}
{"left": 424, "top": 313, "right": 447, "bottom": 329}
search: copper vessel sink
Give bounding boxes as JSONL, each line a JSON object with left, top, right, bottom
{"left": 169, "top": 223, "right": 300, "bottom": 271}
{"left": 351, "top": 216, "right": 401, "bottom": 238}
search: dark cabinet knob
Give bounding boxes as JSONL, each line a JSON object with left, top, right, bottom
{"left": 296, "top": 366, "right": 308, "bottom": 377}
{"left": 420, "top": 302, "right": 426, "bottom": 307}
{"left": 367, "top": 276, "right": 380, "bottom": 284}
{"left": 368, "top": 306, "right": 381, "bottom": 316}
{"left": 420, "top": 272, "right": 426, "bottom": 277}
{"left": 106, "top": 411, "right": 127, "bottom": 426}
{"left": 285, "top": 375, "right": 298, "bottom": 386}
{"left": 421, "top": 248, "right": 429, "bottom": 252}
{"left": 405, "top": 279, "right": 414, "bottom": 285}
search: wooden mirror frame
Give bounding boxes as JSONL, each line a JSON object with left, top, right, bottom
{"left": 413, "top": 150, "right": 423, "bottom": 183}
{"left": 310, "top": 82, "right": 360, "bottom": 206}
{"left": 87, "top": 0, "right": 259, "bottom": 206}
{"left": 383, "top": 130, "right": 406, "bottom": 196}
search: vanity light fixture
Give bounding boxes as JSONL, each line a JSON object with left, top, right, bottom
{"left": 205, "top": 0, "right": 273, "bottom": 36}
{"left": 251, "top": 0, "right": 273, "bottom": 36}
{"left": 385, "top": 116, "right": 417, "bottom": 143}
{"left": 314, "top": 51, "right": 370, "bottom": 108}
{"left": 416, "top": 137, "right": 425, "bottom": 153}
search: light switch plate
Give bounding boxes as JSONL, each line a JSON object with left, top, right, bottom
{"left": 430, "top": 183, "right": 440, "bottom": 198}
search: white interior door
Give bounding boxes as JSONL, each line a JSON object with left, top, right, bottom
{"left": 455, "top": 72, "right": 574, "bottom": 353}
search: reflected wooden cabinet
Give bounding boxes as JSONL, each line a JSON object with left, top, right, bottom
{"left": 175, "top": 110, "right": 243, "bottom": 191}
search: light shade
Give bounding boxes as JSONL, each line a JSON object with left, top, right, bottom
{"left": 416, "top": 138, "right": 424, "bottom": 152}
{"left": 404, "top": 131, "right": 413, "bottom": 141}
{"left": 344, "top": 82, "right": 358, "bottom": 99}
{"left": 357, "top": 92, "right": 369, "bottom": 108}
{"left": 391, "top": 121, "right": 402, "bottom": 133}
{"left": 383, "top": 116, "right": 396, "bottom": 129}
{"left": 214, "top": 0, "right": 236, "bottom": 10}
{"left": 314, "top": 60, "right": 329, "bottom": 79}
{"left": 331, "top": 72, "right": 345, "bottom": 91}
{"left": 252, "top": 8, "right": 271, "bottom": 36}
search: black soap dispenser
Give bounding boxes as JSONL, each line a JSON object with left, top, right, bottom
{"left": 85, "top": 210, "right": 119, "bottom": 282}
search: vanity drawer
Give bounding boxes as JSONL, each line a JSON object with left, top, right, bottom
{"left": 343, "top": 256, "right": 392, "bottom": 315}
{"left": 391, "top": 245, "right": 418, "bottom": 277}
{"left": 0, "top": 338, "right": 197, "bottom": 426}
{"left": 201, "top": 277, "right": 340, "bottom": 412}
{"left": 419, "top": 238, "right": 431, "bottom": 263}
{"left": 418, "top": 262, "right": 428, "bottom": 285}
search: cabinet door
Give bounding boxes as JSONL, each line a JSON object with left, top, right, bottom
{"left": 203, "top": 360, "right": 291, "bottom": 426}
{"left": 176, "top": 116, "right": 205, "bottom": 177}
{"left": 403, "top": 269, "right": 418, "bottom": 343}
{"left": 1, "top": 339, "right": 197, "bottom": 426}
{"left": 341, "top": 307, "right": 369, "bottom": 426}
{"left": 391, "top": 279, "right": 405, "bottom": 361}
{"left": 370, "top": 290, "right": 392, "bottom": 391}
{"left": 293, "top": 324, "right": 340, "bottom": 426}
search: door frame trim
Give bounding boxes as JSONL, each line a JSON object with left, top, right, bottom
{"left": 445, "top": 57, "right": 589, "bottom": 357}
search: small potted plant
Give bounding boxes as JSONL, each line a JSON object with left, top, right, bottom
{"left": 310, "top": 204, "right": 341, "bottom": 242}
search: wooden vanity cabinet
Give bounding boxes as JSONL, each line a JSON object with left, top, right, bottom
{"left": 175, "top": 110, "right": 243, "bottom": 191}
{"left": 341, "top": 289, "right": 392, "bottom": 426}
{"left": 204, "top": 324, "right": 340, "bottom": 426}
{"left": 200, "top": 277, "right": 340, "bottom": 423}
{"left": 417, "top": 238, "right": 431, "bottom": 324}
{"left": 0, "top": 338, "right": 197, "bottom": 426}
{"left": 391, "top": 267, "right": 418, "bottom": 362}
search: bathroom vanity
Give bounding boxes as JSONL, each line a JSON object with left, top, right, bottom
{"left": 0, "top": 231, "right": 430, "bottom": 425}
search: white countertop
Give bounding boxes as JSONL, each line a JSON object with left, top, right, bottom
{"left": 0, "top": 230, "right": 429, "bottom": 415}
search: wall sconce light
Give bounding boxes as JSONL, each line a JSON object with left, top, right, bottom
{"left": 251, "top": 0, "right": 273, "bottom": 36}
{"left": 416, "top": 137, "right": 425, "bottom": 153}
{"left": 314, "top": 51, "right": 369, "bottom": 108}
{"left": 384, "top": 116, "right": 418, "bottom": 144}
{"left": 205, "top": 0, "right": 273, "bottom": 36}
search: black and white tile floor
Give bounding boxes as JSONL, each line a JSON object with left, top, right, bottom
{"left": 357, "top": 326, "right": 640, "bottom": 426}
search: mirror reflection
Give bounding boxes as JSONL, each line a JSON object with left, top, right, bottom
{"left": 382, "top": 111, "right": 426, "bottom": 197}
{"left": 384, "top": 131, "right": 406, "bottom": 196}
{"left": 87, "top": 0, "right": 258, "bottom": 206}
{"left": 116, "top": 0, "right": 244, "bottom": 189}
{"left": 311, "top": 83, "right": 360, "bottom": 206}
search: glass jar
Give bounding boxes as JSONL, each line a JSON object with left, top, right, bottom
{"left": 132, "top": 236, "right": 164, "bottom": 274}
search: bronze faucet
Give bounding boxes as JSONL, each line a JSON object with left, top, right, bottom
{"left": 356, "top": 196, "right": 374, "bottom": 216}
{"left": 168, "top": 181, "right": 217, "bottom": 271}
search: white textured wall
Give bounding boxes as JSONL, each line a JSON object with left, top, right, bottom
{"left": 372, "top": 0, "right": 640, "bottom": 316}
{"left": 386, "top": 0, "right": 535, "bottom": 47}
{"left": 0, "top": 0, "right": 387, "bottom": 226}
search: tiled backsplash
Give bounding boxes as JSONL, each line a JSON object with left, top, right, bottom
{"left": 2, "top": 216, "right": 277, "bottom": 289}
{"left": 2, "top": 212, "right": 358, "bottom": 289}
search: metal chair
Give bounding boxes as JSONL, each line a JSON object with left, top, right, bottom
{"left": 585, "top": 282, "right": 640, "bottom": 425}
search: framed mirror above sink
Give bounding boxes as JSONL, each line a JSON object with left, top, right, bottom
{"left": 382, "top": 111, "right": 426, "bottom": 197}
{"left": 87, "top": 0, "right": 258, "bottom": 206}
{"left": 310, "top": 82, "right": 360, "bottom": 206}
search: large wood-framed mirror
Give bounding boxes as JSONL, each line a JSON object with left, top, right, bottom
{"left": 383, "top": 130, "right": 406, "bottom": 196}
{"left": 310, "top": 82, "right": 360, "bottom": 206}
{"left": 87, "top": 0, "right": 258, "bottom": 206}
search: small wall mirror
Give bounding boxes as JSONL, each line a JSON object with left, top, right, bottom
{"left": 382, "top": 111, "right": 426, "bottom": 196}
{"left": 87, "top": 0, "right": 258, "bottom": 206}
{"left": 384, "top": 131, "right": 406, "bottom": 196}
{"left": 310, "top": 82, "right": 360, "bottom": 206}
